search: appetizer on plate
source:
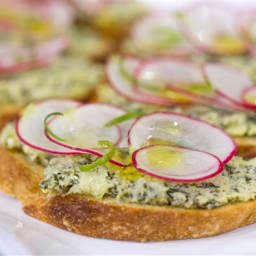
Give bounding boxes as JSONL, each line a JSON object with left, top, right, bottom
{"left": 1, "top": 99, "right": 256, "bottom": 241}
{"left": 1, "top": 0, "right": 256, "bottom": 244}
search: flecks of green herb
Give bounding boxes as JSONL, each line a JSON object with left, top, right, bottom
{"left": 79, "top": 141, "right": 116, "bottom": 172}
{"left": 44, "top": 112, "right": 66, "bottom": 142}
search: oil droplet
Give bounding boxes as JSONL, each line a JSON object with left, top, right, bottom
{"left": 146, "top": 146, "right": 182, "bottom": 169}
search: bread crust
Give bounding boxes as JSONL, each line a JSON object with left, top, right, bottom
{"left": 22, "top": 193, "right": 256, "bottom": 242}
{"left": 1, "top": 147, "right": 256, "bottom": 241}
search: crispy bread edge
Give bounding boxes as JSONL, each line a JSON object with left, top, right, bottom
{"left": 0, "top": 147, "right": 256, "bottom": 242}
{"left": 22, "top": 193, "right": 256, "bottom": 242}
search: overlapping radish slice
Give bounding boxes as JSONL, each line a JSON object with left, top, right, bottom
{"left": 0, "top": 0, "right": 71, "bottom": 74}
{"left": 183, "top": 5, "right": 247, "bottom": 55}
{"left": 46, "top": 104, "right": 131, "bottom": 166}
{"left": 136, "top": 57, "right": 205, "bottom": 88}
{"left": 106, "top": 56, "right": 177, "bottom": 106}
{"left": 131, "top": 14, "right": 197, "bottom": 56}
{"left": 204, "top": 63, "right": 256, "bottom": 110}
{"left": 0, "top": 36, "right": 68, "bottom": 75}
{"left": 132, "top": 145, "right": 223, "bottom": 182}
{"left": 16, "top": 99, "right": 82, "bottom": 155}
{"left": 135, "top": 57, "right": 244, "bottom": 110}
{"left": 128, "top": 112, "right": 236, "bottom": 164}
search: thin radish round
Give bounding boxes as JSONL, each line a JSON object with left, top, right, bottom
{"left": 0, "top": 0, "right": 71, "bottom": 74}
{"left": 106, "top": 56, "right": 178, "bottom": 106}
{"left": 0, "top": 36, "right": 68, "bottom": 75}
{"left": 131, "top": 14, "right": 197, "bottom": 56}
{"left": 16, "top": 99, "right": 82, "bottom": 155}
{"left": 183, "top": 5, "right": 246, "bottom": 55}
{"left": 45, "top": 103, "right": 131, "bottom": 166}
{"left": 128, "top": 112, "right": 236, "bottom": 164}
{"left": 132, "top": 144, "right": 223, "bottom": 182}
{"left": 204, "top": 63, "right": 255, "bottom": 110}
{"left": 135, "top": 57, "right": 243, "bottom": 110}
{"left": 136, "top": 57, "right": 205, "bottom": 89}
{"left": 46, "top": 103, "right": 123, "bottom": 151}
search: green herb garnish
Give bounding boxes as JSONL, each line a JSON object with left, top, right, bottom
{"left": 105, "top": 109, "right": 145, "bottom": 127}
{"left": 79, "top": 140, "right": 116, "bottom": 172}
{"left": 44, "top": 112, "right": 66, "bottom": 142}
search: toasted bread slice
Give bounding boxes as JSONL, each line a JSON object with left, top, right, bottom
{"left": 1, "top": 102, "right": 256, "bottom": 242}
{"left": 0, "top": 148, "right": 256, "bottom": 242}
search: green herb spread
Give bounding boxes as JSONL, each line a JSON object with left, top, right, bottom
{"left": 0, "top": 57, "right": 103, "bottom": 106}
{"left": 2, "top": 122, "right": 256, "bottom": 209}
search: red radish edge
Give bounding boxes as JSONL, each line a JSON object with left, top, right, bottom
{"left": 0, "top": 36, "right": 69, "bottom": 75}
{"left": 15, "top": 99, "right": 84, "bottom": 155}
{"left": 127, "top": 111, "right": 237, "bottom": 164}
{"left": 132, "top": 144, "right": 224, "bottom": 183}
{"left": 135, "top": 57, "right": 245, "bottom": 111}
{"left": 0, "top": 59, "right": 48, "bottom": 75}
{"left": 202, "top": 63, "right": 256, "bottom": 111}
{"left": 106, "top": 57, "right": 179, "bottom": 106}
{"left": 44, "top": 103, "right": 130, "bottom": 167}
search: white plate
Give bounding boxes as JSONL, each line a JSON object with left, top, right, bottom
{"left": 1, "top": 0, "right": 256, "bottom": 255}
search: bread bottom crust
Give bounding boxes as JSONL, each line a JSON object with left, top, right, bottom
{"left": 22, "top": 194, "right": 256, "bottom": 242}
{"left": 0, "top": 148, "right": 256, "bottom": 241}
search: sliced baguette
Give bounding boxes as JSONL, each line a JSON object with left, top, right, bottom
{"left": 1, "top": 147, "right": 256, "bottom": 241}
{"left": 1, "top": 105, "right": 256, "bottom": 241}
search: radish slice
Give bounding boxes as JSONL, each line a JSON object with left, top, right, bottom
{"left": 46, "top": 104, "right": 132, "bottom": 166}
{"left": 46, "top": 103, "right": 123, "bottom": 151}
{"left": 204, "top": 63, "right": 255, "bottom": 110}
{"left": 132, "top": 145, "right": 223, "bottom": 182}
{"left": 16, "top": 99, "right": 82, "bottom": 155}
{"left": 135, "top": 57, "right": 244, "bottom": 110}
{"left": 106, "top": 56, "right": 177, "bottom": 106}
{"left": 128, "top": 112, "right": 236, "bottom": 164}
{"left": 0, "top": 36, "right": 68, "bottom": 75}
{"left": 136, "top": 57, "right": 205, "bottom": 88}
{"left": 241, "top": 86, "right": 256, "bottom": 105}
{"left": 0, "top": 0, "right": 71, "bottom": 74}
{"left": 183, "top": 5, "right": 246, "bottom": 55}
{"left": 131, "top": 14, "right": 197, "bottom": 56}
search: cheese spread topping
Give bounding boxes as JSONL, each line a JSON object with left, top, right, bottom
{"left": 2, "top": 122, "right": 256, "bottom": 209}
